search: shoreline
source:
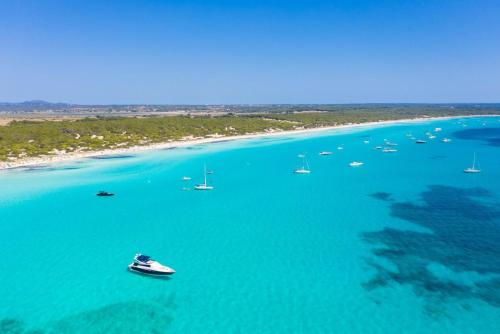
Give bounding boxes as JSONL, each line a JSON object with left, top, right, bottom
{"left": 1, "top": 115, "right": 497, "bottom": 170}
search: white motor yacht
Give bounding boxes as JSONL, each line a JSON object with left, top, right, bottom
{"left": 128, "top": 254, "right": 175, "bottom": 276}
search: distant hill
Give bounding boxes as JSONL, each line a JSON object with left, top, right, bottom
{"left": 1, "top": 100, "right": 499, "bottom": 114}
{"left": 0, "top": 100, "right": 73, "bottom": 111}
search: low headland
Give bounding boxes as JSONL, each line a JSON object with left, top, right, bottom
{"left": 1, "top": 104, "right": 499, "bottom": 170}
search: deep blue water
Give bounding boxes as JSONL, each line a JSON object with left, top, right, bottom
{"left": 1, "top": 117, "right": 499, "bottom": 333}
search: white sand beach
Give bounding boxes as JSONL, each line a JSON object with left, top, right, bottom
{"left": 0, "top": 115, "right": 496, "bottom": 170}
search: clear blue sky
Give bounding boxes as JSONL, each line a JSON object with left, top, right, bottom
{"left": 1, "top": 0, "right": 499, "bottom": 104}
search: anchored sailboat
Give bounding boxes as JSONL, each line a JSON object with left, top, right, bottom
{"left": 464, "top": 153, "right": 481, "bottom": 173}
{"left": 194, "top": 165, "right": 214, "bottom": 190}
{"left": 294, "top": 155, "right": 311, "bottom": 174}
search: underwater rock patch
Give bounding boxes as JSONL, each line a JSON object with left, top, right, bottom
{"left": 363, "top": 185, "right": 500, "bottom": 310}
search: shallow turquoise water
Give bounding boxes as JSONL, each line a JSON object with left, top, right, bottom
{"left": 1, "top": 117, "right": 500, "bottom": 333}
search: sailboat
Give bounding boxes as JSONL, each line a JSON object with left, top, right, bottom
{"left": 194, "top": 165, "right": 214, "bottom": 190}
{"left": 294, "top": 155, "right": 311, "bottom": 174}
{"left": 464, "top": 153, "right": 481, "bottom": 173}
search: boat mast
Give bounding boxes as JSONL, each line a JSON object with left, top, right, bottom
{"left": 204, "top": 164, "right": 207, "bottom": 186}
{"left": 472, "top": 153, "right": 476, "bottom": 169}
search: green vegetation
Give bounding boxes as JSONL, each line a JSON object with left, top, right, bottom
{"left": 0, "top": 107, "right": 498, "bottom": 162}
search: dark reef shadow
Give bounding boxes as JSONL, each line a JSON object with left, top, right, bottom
{"left": 429, "top": 155, "right": 447, "bottom": 160}
{"left": 370, "top": 192, "right": 393, "bottom": 202}
{"left": 1, "top": 293, "right": 176, "bottom": 334}
{"left": 453, "top": 127, "right": 500, "bottom": 147}
{"left": 8, "top": 165, "right": 83, "bottom": 173}
{"left": 362, "top": 185, "right": 500, "bottom": 316}
{"left": 89, "top": 154, "right": 135, "bottom": 160}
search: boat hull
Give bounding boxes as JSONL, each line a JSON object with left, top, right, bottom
{"left": 464, "top": 169, "right": 480, "bottom": 173}
{"left": 128, "top": 265, "right": 175, "bottom": 276}
{"left": 194, "top": 185, "right": 214, "bottom": 190}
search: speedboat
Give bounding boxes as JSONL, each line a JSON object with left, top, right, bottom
{"left": 182, "top": 176, "right": 191, "bottom": 181}
{"left": 374, "top": 146, "right": 383, "bottom": 150}
{"left": 319, "top": 151, "right": 333, "bottom": 156}
{"left": 434, "top": 127, "right": 442, "bottom": 132}
{"left": 382, "top": 148, "right": 398, "bottom": 153}
{"left": 128, "top": 254, "right": 175, "bottom": 276}
{"left": 349, "top": 161, "right": 364, "bottom": 167}
{"left": 442, "top": 138, "right": 452, "bottom": 143}
{"left": 428, "top": 135, "right": 437, "bottom": 139}
{"left": 363, "top": 140, "right": 370, "bottom": 144}
{"left": 337, "top": 146, "right": 344, "bottom": 150}
{"left": 416, "top": 140, "right": 427, "bottom": 144}
{"left": 96, "top": 191, "right": 114, "bottom": 197}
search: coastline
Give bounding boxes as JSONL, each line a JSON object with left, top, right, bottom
{"left": 1, "top": 115, "right": 496, "bottom": 170}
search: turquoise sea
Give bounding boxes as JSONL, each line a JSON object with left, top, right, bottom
{"left": 1, "top": 117, "right": 500, "bottom": 334}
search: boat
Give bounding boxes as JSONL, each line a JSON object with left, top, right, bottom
{"left": 337, "top": 146, "right": 344, "bottom": 150}
{"left": 319, "top": 151, "right": 333, "bottom": 156}
{"left": 464, "top": 153, "right": 481, "bottom": 173}
{"left": 384, "top": 141, "right": 398, "bottom": 146}
{"left": 294, "top": 155, "right": 311, "bottom": 174}
{"left": 416, "top": 140, "right": 427, "bottom": 144}
{"left": 374, "top": 146, "right": 383, "bottom": 150}
{"left": 96, "top": 191, "right": 114, "bottom": 197}
{"left": 434, "top": 127, "right": 442, "bottom": 132}
{"left": 428, "top": 135, "right": 437, "bottom": 139}
{"left": 297, "top": 153, "right": 305, "bottom": 158}
{"left": 182, "top": 176, "right": 191, "bottom": 181}
{"left": 128, "top": 254, "right": 175, "bottom": 276}
{"left": 363, "top": 140, "right": 370, "bottom": 144}
{"left": 382, "top": 148, "right": 398, "bottom": 153}
{"left": 442, "top": 138, "right": 452, "bottom": 143}
{"left": 349, "top": 161, "right": 364, "bottom": 167}
{"left": 194, "top": 165, "right": 214, "bottom": 190}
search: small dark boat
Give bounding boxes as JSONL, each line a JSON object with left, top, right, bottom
{"left": 96, "top": 191, "right": 114, "bottom": 197}
{"left": 415, "top": 140, "right": 427, "bottom": 144}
